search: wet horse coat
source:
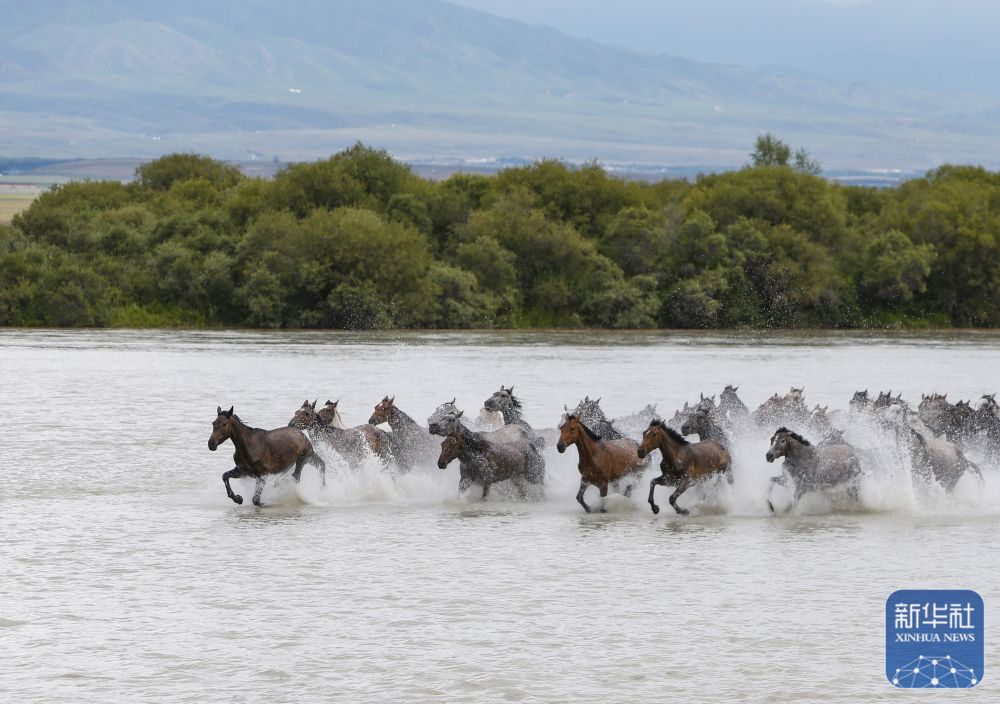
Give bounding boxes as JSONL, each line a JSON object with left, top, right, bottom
{"left": 209, "top": 406, "right": 326, "bottom": 506}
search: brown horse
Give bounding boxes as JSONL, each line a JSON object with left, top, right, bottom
{"left": 557, "top": 414, "right": 648, "bottom": 513}
{"left": 638, "top": 419, "right": 732, "bottom": 515}
{"left": 208, "top": 406, "right": 326, "bottom": 506}
{"left": 289, "top": 400, "right": 394, "bottom": 468}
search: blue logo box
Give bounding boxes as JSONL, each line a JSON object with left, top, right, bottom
{"left": 886, "top": 589, "right": 983, "bottom": 688}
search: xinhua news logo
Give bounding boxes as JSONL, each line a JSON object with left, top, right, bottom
{"left": 886, "top": 589, "right": 983, "bottom": 688}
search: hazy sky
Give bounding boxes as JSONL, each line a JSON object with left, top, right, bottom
{"left": 448, "top": 0, "right": 1000, "bottom": 95}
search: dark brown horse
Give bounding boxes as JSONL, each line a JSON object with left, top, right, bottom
{"left": 289, "top": 400, "right": 394, "bottom": 468}
{"left": 638, "top": 419, "right": 732, "bottom": 515}
{"left": 557, "top": 414, "right": 648, "bottom": 513}
{"left": 208, "top": 406, "right": 326, "bottom": 506}
{"left": 369, "top": 396, "right": 438, "bottom": 469}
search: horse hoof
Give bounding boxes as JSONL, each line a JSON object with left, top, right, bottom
{"left": 676, "top": 508, "right": 690, "bottom": 516}
{"left": 232, "top": 495, "right": 243, "bottom": 505}
{"left": 253, "top": 499, "right": 263, "bottom": 507}
{"left": 650, "top": 504, "right": 660, "bottom": 515}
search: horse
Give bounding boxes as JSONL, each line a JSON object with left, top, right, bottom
{"left": 289, "top": 400, "right": 394, "bottom": 468}
{"left": 484, "top": 385, "right": 546, "bottom": 448}
{"left": 431, "top": 408, "right": 537, "bottom": 447}
{"left": 680, "top": 407, "right": 730, "bottom": 448}
{"left": 765, "top": 427, "right": 862, "bottom": 511}
{"left": 369, "top": 396, "right": 438, "bottom": 469}
{"left": 571, "top": 397, "right": 624, "bottom": 440}
{"left": 556, "top": 414, "right": 648, "bottom": 513}
{"left": 209, "top": 406, "right": 326, "bottom": 506}
{"left": 907, "top": 428, "right": 983, "bottom": 492}
{"left": 613, "top": 402, "right": 659, "bottom": 438}
{"left": 437, "top": 423, "right": 545, "bottom": 499}
{"left": 427, "top": 398, "right": 505, "bottom": 435}
{"left": 718, "top": 384, "right": 748, "bottom": 421}
{"left": 753, "top": 387, "right": 809, "bottom": 427}
{"left": 638, "top": 419, "right": 732, "bottom": 515}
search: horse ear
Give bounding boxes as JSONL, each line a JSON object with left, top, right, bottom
{"left": 585, "top": 395, "right": 590, "bottom": 402}
{"left": 509, "top": 386, "right": 514, "bottom": 394}
{"left": 312, "top": 399, "right": 317, "bottom": 409}
{"left": 217, "top": 406, "right": 222, "bottom": 415}
{"left": 390, "top": 395, "right": 395, "bottom": 404}
{"left": 226, "top": 406, "right": 234, "bottom": 416}
{"left": 456, "top": 410, "right": 464, "bottom": 418}
{"left": 595, "top": 397, "right": 601, "bottom": 404}
{"left": 450, "top": 397, "right": 456, "bottom": 405}
{"left": 564, "top": 404, "right": 569, "bottom": 412}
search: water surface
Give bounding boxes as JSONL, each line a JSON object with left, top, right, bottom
{"left": 2, "top": 330, "right": 998, "bottom": 702}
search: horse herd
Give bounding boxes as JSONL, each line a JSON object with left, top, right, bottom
{"left": 207, "top": 384, "right": 993, "bottom": 513}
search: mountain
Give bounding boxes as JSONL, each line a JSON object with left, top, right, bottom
{"left": 0, "top": 0, "right": 997, "bottom": 169}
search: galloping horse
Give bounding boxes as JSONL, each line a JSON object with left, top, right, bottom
{"left": 557, "top": 414, "right": 648, "bottom": 513}
{"left": 638, "top": 419, "right": 732, "bottom": 515}
{"left": 908, "top": 428, "right": 983, "bottom": 492}
{"left": 765, "top": 427, "right": 862, "bottom": 510}
{"left": 209, "top": 406, "right": 326, "bottom": 506}
{"left": 571, "top": 397, "right": 624, "bottom": 440}
{"left": 680, "top": 407, "right": 730, "bottom": 448}
{"left": 369, "top": 396, "right": 437, "bottom": 469}
{"left": 289, "top": 400, "right": 394, "bottom": 468}
{"left": 484, "top": 385, "right": 546, "bottom": 448}
{"left": 437, "top": 422, "right": 545, "bottom": 499}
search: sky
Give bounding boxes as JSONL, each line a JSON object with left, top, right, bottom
{"left": 448, "top": 0, "right": 1000, "bottom": 96}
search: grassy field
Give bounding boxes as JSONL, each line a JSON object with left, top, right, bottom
{"left": 0, "top": 189, "right": 39, "bottom": 224}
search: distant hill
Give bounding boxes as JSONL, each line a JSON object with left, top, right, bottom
{"left": 1, "top": 0, "right": 997, "bottom": 169}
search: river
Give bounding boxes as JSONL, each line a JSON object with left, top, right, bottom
{"left": 1, "top": 329, "right": 997, "bottom": 702}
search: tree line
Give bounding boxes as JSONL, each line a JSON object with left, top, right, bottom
{"left": 2, "top": 138, "right": 999, "bottom": 329}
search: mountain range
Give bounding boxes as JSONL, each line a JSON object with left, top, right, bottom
{"left": 1, "top": 0, "right": 997, "bottom": 169}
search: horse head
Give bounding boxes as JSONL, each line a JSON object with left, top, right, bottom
{"left": 484, "top": 385, "right": 517, "bottom": 413}
{"left": 437, "top": 434, "right": 461, "bottom": 469}
{"left": 369, "top": 395, "right": 396, "bottom": 426}
{"left": 209, "top": 406, "right": 235, "bottom": 450}
{"left": 766, "top": 427, "right": 810, "bottom": 463}
{"left": 316, "top": 400, "right": 341, "bottom": 427}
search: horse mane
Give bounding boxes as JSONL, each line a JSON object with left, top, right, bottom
{"left": 507, "top": 391, "right": 523, "bottom": 410}
{"left": 774, "top": 426, "right": 810, "bottom": 446}
{"left": 649, "top": 418, "right": 689, "bottom": 445}
{"left": 663, "top": 425, "right": 689, "bottom": 445}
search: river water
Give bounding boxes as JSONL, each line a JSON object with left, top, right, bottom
{"left": 1, "top": 329, "right": 997, "bottom": 703}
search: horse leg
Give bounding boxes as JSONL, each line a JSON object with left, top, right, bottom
{"left": 598, "top": 482, "right": 609, "bottom": 513}
{"left": 311, "top": 452, "right": 327, "bottom": 487}
{"left": 576, "top": 480, "right": 591, "bottom": 513}
{"left": 458, "top": 476, "right": 472, "bottom": 494}
{"left": 222, "top": 467, "right": 246, "bottom": 505}
{"left": 251, "top": 476, "right": 266, "bottom": 507}
{"left": 512, "top": 476, "right": 529, "bottom": 500}
{"left": 481, "top": 482, "right": 491, "bottom": 501}
{"left": 766, "top": 474, "right": 786, "bottom": 513}
{"left": 292, "top": 457, "right": 306, "bottom": 482}
{"left": 648, "top": 474, "right": 668, "bottom": 514}
{"left": 668, "top": 477, "right": 692, "bottom": 516}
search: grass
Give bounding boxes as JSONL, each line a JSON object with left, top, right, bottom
{"left": 0, "top": 192, "right": 38, "bottom": 224}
